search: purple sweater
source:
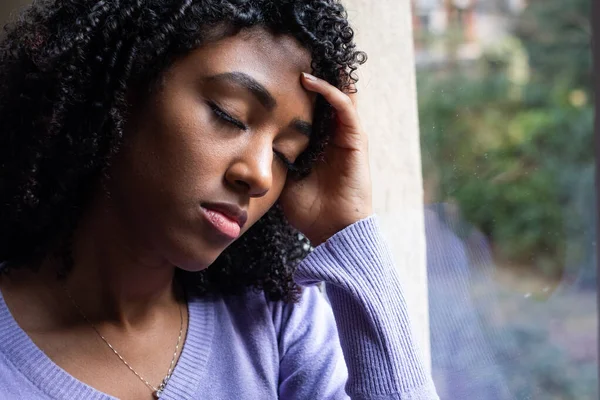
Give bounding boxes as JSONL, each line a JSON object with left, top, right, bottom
{"left": 0, "top": 216, "right": 438, "bottom": 399}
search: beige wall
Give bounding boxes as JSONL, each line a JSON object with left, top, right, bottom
{"left": 0, "top": 0, "right": 431, "bottom": 366}
{"left": 0, "top": 0, "right": 29, "bottom": 22}
{"left": 345, "top": 0, "right": 431, "bottom": 368}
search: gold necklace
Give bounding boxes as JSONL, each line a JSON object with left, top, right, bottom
{"left": 63, "top": 286, "right": 184, "bottom": 399}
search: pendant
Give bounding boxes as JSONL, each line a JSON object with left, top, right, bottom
{"left": 153, "top": 379, "right": 168, "bottom": 399}
{"left": 153, "top": 376, "right": 170, "bottom": 399}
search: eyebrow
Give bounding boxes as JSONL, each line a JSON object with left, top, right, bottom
{"left": 206, "top": 72, "right": 313, "bottom": 137}
{"left": 289, "top": 118, "right": 312, "bottom": 137}
{"left": 206, "top": 72, "right": 276, "bottom": 110}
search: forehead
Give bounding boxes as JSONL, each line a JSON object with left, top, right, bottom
{"left": 175, "top": 28, "right": 314, "bottom": 101}
{"left": 224, "top": 28, "right": 313, "bottom": 73}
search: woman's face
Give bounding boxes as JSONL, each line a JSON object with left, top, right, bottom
{"left": 108, "top": 28, "right": 315, "bottom": 271}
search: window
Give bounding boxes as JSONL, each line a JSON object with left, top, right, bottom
{"left": 414, "top": 0, "right": 597, "bottom": 398}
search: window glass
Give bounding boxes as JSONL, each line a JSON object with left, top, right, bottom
{"left": 413, "top": 0, "right": 597, "bottom": 398}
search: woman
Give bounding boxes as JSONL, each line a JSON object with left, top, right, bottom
{"left": 0, "top": 1, "right": 438, "bottom": 399}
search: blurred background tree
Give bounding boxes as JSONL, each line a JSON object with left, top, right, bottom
{"left": 418, "top": 0, "right": 593, "bottom": 280}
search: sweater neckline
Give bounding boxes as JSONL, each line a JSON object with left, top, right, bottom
{"left": 0, "top": 287, "right": 214, "bottom": 400}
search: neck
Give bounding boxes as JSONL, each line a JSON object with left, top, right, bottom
{"left": 56, "top": 196, "right": 181, "bottom": 328}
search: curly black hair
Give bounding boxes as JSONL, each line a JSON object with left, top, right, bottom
{"left": 0, "top": 0, "right": 366, "bottom": 303}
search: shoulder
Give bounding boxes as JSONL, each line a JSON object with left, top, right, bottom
{"left": 188, "top": 286, "right": 336, "bottom": 348}
{"left": 267, "top": 285, "right": 339, "bottom": 348}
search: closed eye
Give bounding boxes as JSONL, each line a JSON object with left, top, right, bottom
{"left": 273, "top": 150, "right": 301, "bottom": 173}
{"left": 208, "top": 101, "right": 248, "bottom": 131}
{"left": 208, "top": 101, "right": 302, "bottom": 173}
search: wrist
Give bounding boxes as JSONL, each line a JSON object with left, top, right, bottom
{"left": 309, "top": 211, "right": 373, "bottom": 246}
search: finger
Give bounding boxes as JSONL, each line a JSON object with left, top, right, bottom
{"left": 301, "top": 73, "right": 360, "bottom": 130}
{"left": 346, "top": 82, "right": 358, "bottom": 107}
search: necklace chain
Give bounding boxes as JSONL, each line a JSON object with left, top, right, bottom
{"left": 63, "top": 286, "right": 184, "bottom": 399}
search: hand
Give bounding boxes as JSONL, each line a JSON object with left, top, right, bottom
{"left": 279, "top": 73, "right": 373, "bottom": 246}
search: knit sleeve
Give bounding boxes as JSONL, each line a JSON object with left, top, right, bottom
{"left": 293, "top": 216, "right": 439, "bottom": 400}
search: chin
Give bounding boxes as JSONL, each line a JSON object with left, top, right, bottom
{"left": 174, "top": 257, "right": 214, "bottom": 272}
{"left": 163, "top": 230, "right": 235, "bottom": 272}
{"left": 170, "top": 247, "right": 224, "bottom": 273}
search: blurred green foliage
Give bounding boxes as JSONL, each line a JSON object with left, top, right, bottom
{"left": 419, "top": 0, "right": 593, "bottom": 278}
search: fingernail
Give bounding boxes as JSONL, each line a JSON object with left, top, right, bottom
{"left": 302, "top": 72, "right": 318, "bottom": 82}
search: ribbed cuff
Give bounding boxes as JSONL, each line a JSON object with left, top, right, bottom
{"left": 295, "top": 216, "right": 438, "bottom": 399}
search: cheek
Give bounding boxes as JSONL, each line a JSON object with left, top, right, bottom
{"left": 121, "top": 130, "right": 213, "bottom": 204}
{"left": 126, "top": 100, "right": 228, "bottom": 198}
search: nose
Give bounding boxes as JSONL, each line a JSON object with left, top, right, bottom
{"left": 225, "top": 144, "right": 273, "bottom": 198}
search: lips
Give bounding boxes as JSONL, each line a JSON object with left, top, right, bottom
{"left": 201, "top": 202, "right": 248, "bottom": 240}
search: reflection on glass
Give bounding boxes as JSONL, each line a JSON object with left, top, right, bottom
{"left": 413, "top": 0, "right": 597, "bottom": 398}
